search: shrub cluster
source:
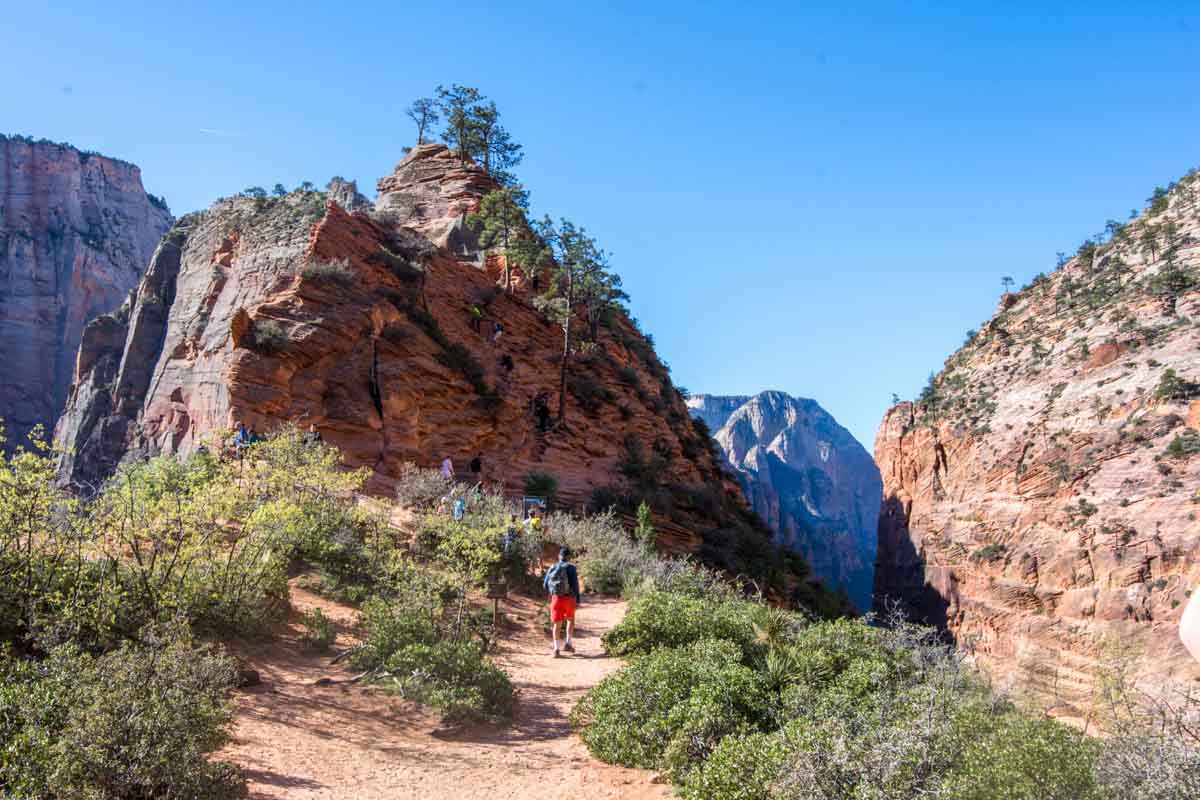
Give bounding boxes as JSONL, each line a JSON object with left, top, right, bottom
{"left": 574, "top": 589, "right": 1200, "bottom": 800}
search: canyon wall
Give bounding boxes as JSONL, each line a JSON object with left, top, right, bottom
{"left": 875, "top": 172, "right": 1200, "bottom": 713}
{"left": 53, "top": 144, "right": 842, "bottom": 610}
{"left": 689, "top": 391, "right": 881, "bottom": 609}
{"left": 0, "top": 134, "right": 171, "bottom": 446}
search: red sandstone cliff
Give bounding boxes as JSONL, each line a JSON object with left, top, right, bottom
{"left": 53, "top": 145, "right": 830, "bottom": 603}
{"left": 0, "top": 134, "right": 171, "bottom": 446}
{"left": 874, "top": 173, "right": 1200, "bottom": 714}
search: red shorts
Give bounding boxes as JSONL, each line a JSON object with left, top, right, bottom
{"left": 550, "top": 595, "right": 576, "bottom": 622}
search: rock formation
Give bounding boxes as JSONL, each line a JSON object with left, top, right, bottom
{"left": 54, "top": 144, "right": 840, "bottom": 608}
{"left": 874, "top": 172, "right": 1200, "bottom": 713}
{"left": 689, "top": 392, "right": 882, "bottom": 610}
{"left": 0, "top": 134, "right": 171, "bottom": 447}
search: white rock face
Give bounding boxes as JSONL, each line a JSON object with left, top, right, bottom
{"left": 689, "top": 391, "right": 882, "bottom": 609}
{"left": 0, "top": 134, "right": 171, "bottom": 446}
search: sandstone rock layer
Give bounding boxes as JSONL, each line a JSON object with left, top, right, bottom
{"left": 0, "top": 134, "right": 171, "bottom": 446}
{"left": 875, "top": 173, "right": 1200, "bottom": 712}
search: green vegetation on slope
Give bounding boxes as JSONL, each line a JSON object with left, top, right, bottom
{"left": 573, "top": 587, "right": 1200, "bottom": 799}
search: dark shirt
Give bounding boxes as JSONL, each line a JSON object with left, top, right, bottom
{"left": 543, "top": 560, "right": 580, "bottom": 604}
{"left": 470, "top": 457, "right": 482, "bottom": 473}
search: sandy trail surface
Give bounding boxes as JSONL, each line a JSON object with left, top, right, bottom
{"left": 221, "top": 586, "right": 670, "bottom": 800}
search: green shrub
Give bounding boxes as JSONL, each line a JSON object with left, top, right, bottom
{"left": 523, "top": 472, "right": 558, "bottom": 506}
{"left": 680, "top": 730, "right": 789, "bottom": 800}
{"left": 300, "top": 607, "right": 335, "bottom": 652}
{"left": 435, "top": 341, "right": 488, "bottom": 394}
{"left": 249, "top": 318, "right": 289, "bottom": 354}
{"left": 1, "top": 635, "right": 246, "bottom": 799}
{"left": 571, "top": 639, "right": 752, "bottom": 768}
{"left": 379, "top": 640, "right": 514, "bottom": 723}
{"left": 970, "top": 542, "right": 1008, "bottom": 562}
{"left": 1164, "top": 431, "right": 1200, "bottom": 460}
{"left": 601, "top": 591, "right": 770, "bottom": 660}
{"left": 394, "top": 462, "right": 455, "bottom": 510}
{"left": 301, "top": 257, "right": 355, "bottom": 285}
{"left": 568, "top": 372, "right": 614, "bottom": 413}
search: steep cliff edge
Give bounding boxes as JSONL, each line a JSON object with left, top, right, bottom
{"left": 689, "top": 392, "right": 882, "bottom": 609}
{"left": 0, "top": 134, "right": 171, "bottom": 446}
{"left": 54, "top": 145, "right": 837, "bottom": 606}
{"left": 875, "top": 172, "right": 1200, "bottom": 712}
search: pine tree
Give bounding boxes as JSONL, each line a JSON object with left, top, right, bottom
{"left": 467, "top": 187, "right": 533, "bottom": 291}
{"left": 436, "top": 84, "right": 482, "bottom": 164}
{"left": 406, "top": 97, "right": 440, "bottom": 145}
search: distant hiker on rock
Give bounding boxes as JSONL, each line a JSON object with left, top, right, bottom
{"left": 232, "top": 422, "right": 250, "bottom": 457}
{"left": 543, "top": 547, "right": 580, "bottom": 657}
{"left": 534, "top": 392, "right": 552, "bottom": 432}
{"left": 1183, "top": 586, "right": 1200, "bottom": 663}
{"left": 499, "top": 354, "right": 514, "bottom": 373}
{"left": 491, "top": 321, "right": 504, "bottom": 344}
{"left": 469, "top": 452, "right": 483, "bottom": 482}
{"left": 441, "top": 456, "right": 455, "bottom": 480}
{"left": 470, "top": 305, "right": 483, "bottom": 333}
{"left": 453, "top": 497, "right": 466, "bottom": 521}
{"left": 303, "top": 424, "right": 323, "bottom": 447}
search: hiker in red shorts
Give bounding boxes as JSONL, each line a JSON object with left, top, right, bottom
{"left": 543, "top": 547, "right": 581, "bottom": 658}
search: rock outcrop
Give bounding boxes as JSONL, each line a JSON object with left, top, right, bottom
{"left": 689, "top": 392, "right": 882, "bottom": 609}
{"left": 0, "top": 134, "right": 171, "bottom": 446}
{"left": 54, "top": 144, "right": 838, "bottom": 607}
{"left": 874, "top": 172, "right": 1200, "bottom": 713}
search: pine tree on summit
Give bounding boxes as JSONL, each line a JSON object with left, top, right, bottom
{"left": 436, "top": 84, "right": 483, "bottom": 165}
{"left": 406, "top": 97, "right": 440, "bottom": 145}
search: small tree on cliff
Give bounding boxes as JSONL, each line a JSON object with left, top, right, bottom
{"left": 532, "top": 217, "right": 614, "bottom": 422}
{"left": 406, "top": 97, "right": 440, "bottom": 145}
{"left": 1001, "top": 275, "right": 1014, "bottom": 293}
{"left": 467, "top": 187, "right": 536, "bottom": 291}
{"left": 469, "top": 101, "right": 524, "bottom": 185}
{"left": 436, "top": 84, "right": 483, "bottom": 165}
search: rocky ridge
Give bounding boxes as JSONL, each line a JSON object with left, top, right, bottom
{"left": 0, "top": 134, "right": 171, "bottom": 446}
{"left": 875, "top": 172, "right": 1200, "bottom": 712}
{"left": 53, "top": 144, "right": 838, "bottom": 607}
{"left": 689, "top": 391, "right": 882, "bottom": 609}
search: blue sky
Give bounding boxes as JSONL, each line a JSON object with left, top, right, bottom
{"left": 4, "top": 1, "right": 1198, "bottom": 447}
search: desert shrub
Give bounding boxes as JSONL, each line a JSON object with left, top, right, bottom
{"left": 571, "top": 639, "right": 757, "bottom": 768}
{"left": 377, "top": 640, "right": 514, "bottom": 722}
{"left": 523, "top": 472, "right": 558, "bottom": 506}
{"left": 1155, "top": 368, "right": 1200, "bottom": 400}
{"left": 568, "top": 371, "right": 614, "bottom": 413}
{"left": 395, "top": 462, "right": 455, "bottom": 510}
{"left": 600, "top": 590, "right": 770, "bottom": 660}
{"left": 0, "top": 633, "right": 246, "bottom": 799}
{"left": 1163, "top": 430, "right": 1200, "bottom": 460}
{"left": 301, "top": 257, "right": 355, "bottom": 285}
{"left": 970, "top": 542, "right": 1007, "bottom": 562}
{"left": 300, "top": 607, "right": 335, "bottom": 652}
{"left": 249, "top": 318, "right": 289, "bottom": 354}
{"left": 680, "top": 729, "right": 789, "bottom": 800}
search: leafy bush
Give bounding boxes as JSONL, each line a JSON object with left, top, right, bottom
{"left": 571, "top": 639, "right": 759, "bottom": 768}
{"left": 523, "top": 472, "right": 558, "bottom": 506}
{"left": 435, "top": 341, "right": 489, "bottom": 395}
{"left": 300, "top": 607, "right": 335, "bottom": 652}
{"left": 1163, "top": 431, "right": 1200, "bottom": 460}
{"left": 394, "top": 462, "right": 455, "bottom": 510}
{"left": 301, "top": 257, "right": 356, "bottom": 285}
{"left": 249, "top": 318, "right": 290, "bottom": 354}
{"left": 568, "top": 372, "right": 614, "bottom": 413}
{"left": 0, "top": 633, "right": 246, "bottom": 799}
{"left": 600, "top": 591, "right": 770, "bottom": 660}
{"left": 970, "top": 542, "right": 1008, "bottom": 562}
{"left": 377, "top": 640, "right": 514, "bottom": 722}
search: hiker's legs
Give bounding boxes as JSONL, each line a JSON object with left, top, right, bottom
{"left": 551, "top": 619, "right": 562, "bottom": 651}
{"left": 565, "top": 619, "right": 574, "bottom": 642}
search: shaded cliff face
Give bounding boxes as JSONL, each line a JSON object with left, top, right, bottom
{"left": 875, "top": 172, "right": 1200, "bottom": 712}
{"left": 0, "top": 134, "right": 171, "bottom": 446}
{"left": 54, "top": 144, "right": 833, "bottom": 605}
{"left": 689, "top": 392, "right": 882, "bottom": 609}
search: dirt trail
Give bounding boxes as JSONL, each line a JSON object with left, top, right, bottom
{"left": 221, "top": 587, "right": 669, "bottom": 800}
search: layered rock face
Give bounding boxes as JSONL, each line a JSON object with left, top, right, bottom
{"left": 689, "top": 392, "right": 882, "bottom": 609}
{"left": 0, "top": 134, "right": 171, "bottom": 446}
{"left": 875, "top": 173, "right": 1200, "bottom": 712}
{"left": 53, "top": 144, "right": 822, "bottom": 598}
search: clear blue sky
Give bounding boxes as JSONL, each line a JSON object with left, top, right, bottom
{"left": 4, "top": 1, "right": 1198, "bottom": 447}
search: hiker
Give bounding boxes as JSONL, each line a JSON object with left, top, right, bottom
{"left": 470, "top": 305, "right": 483, "bottom": 333}
{"left": 523, "top": 506, "right": 542, "bottom": 536}
{"left": 441, "top": 456, "right": 455, "bottom": 480}
{"left": 499, "top": 354, "right": 515, "bottom": 373}
{"left": 543, "top": 547, "right": 581, "bottom": 657}
{"left": 502, "top": 515, "right": 520, "bottom": 555}
{"left": 303, "top": 424, "right": 323, "bottom": 447}
{"left": 1183, "top": 587, "right": 1200, "bottom": 663}
{"left": 232, "top": 421, "right": 250, "bottom": 457}
{"left": 453, "top": 497, "right": 466, "bottom": 521}
{"left": 531, "top": 273, "right": 541, "bottom": 293}
{"left": 491, "top": 321, "right": 504, "bottom": 344}
{"left": 534, "top": 392, "right": 552, "bottom": 432}
{"left": 469, "top": 452, "right": 483, "bottom": 482}
{"left": 436, "top": 496, "right": 449, "bottom": 516}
